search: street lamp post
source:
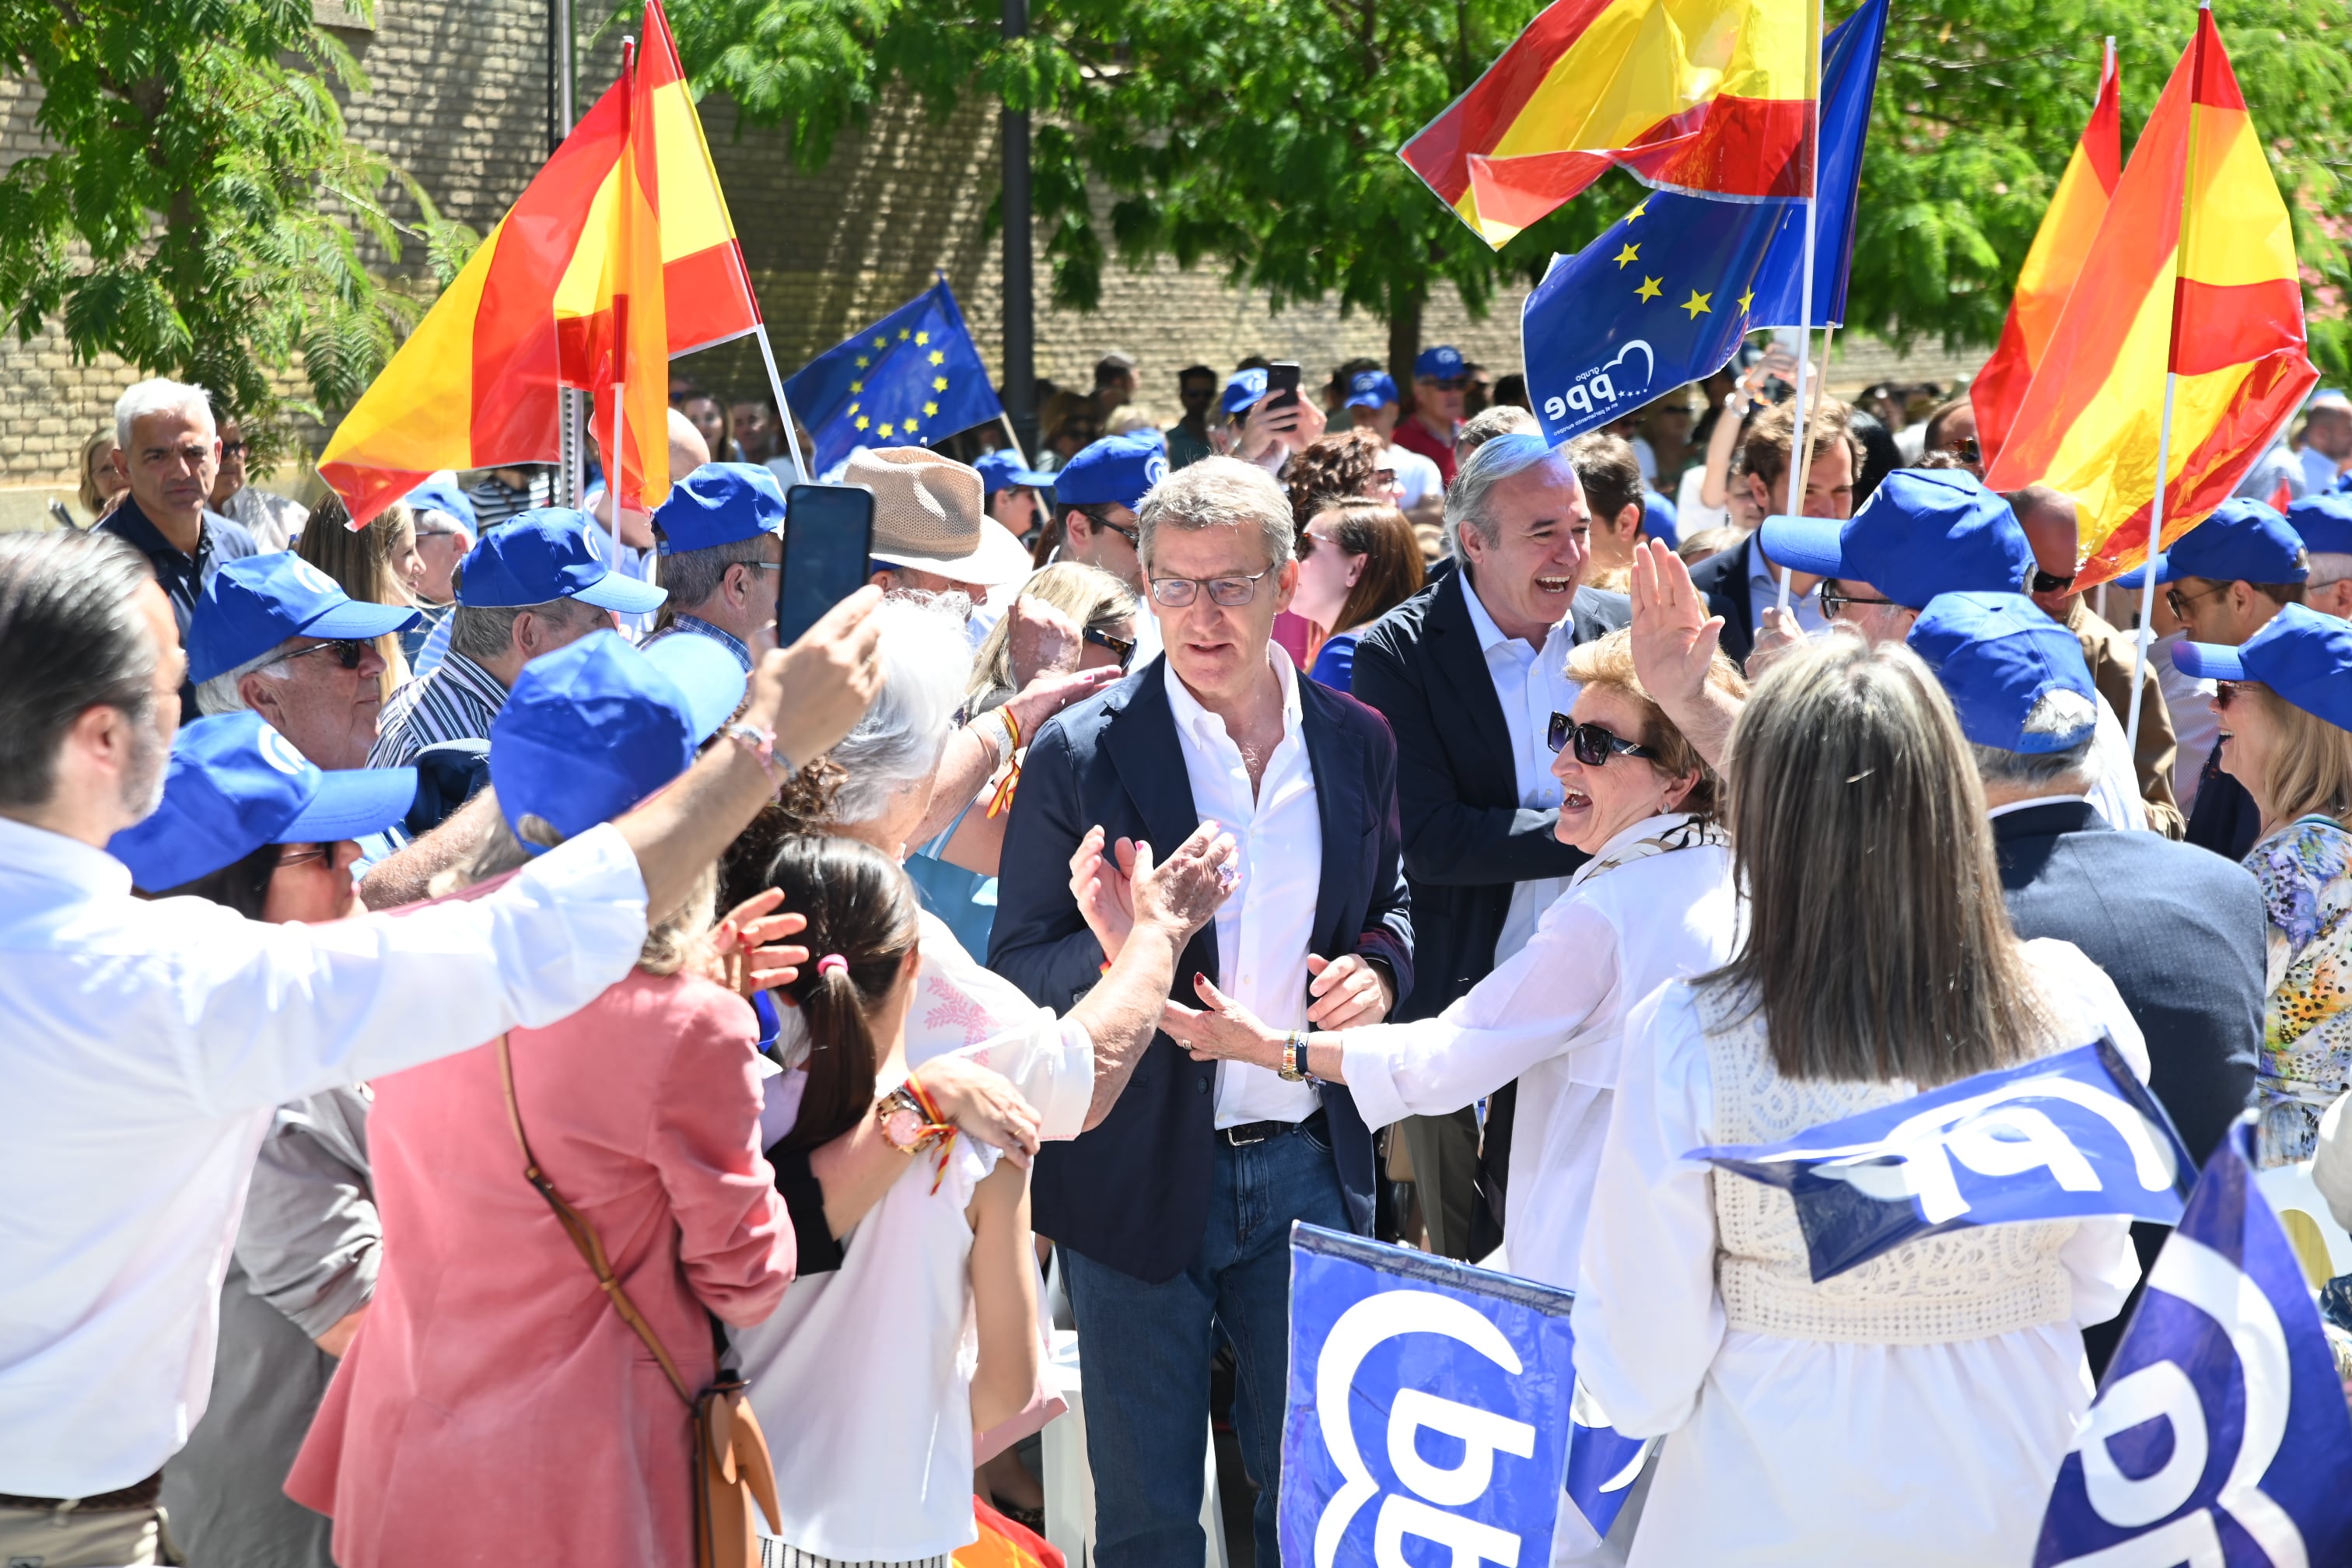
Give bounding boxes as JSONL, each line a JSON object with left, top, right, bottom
{"left": 1000, "top": 0, "right": 1038, "bottom": 462}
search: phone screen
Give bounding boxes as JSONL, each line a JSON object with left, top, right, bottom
{"left": 777, "top": 484, "right": 876, "bottom": 648}
{"left": 1266, "top": 361, "right": 1301, "bottom": 412}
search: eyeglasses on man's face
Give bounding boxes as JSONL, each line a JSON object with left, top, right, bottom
{"left": 1148, "top": 565, "right": 1275, "bottom": 608}
{"left": 2167, "top": 580, "right": 2231, "bottom": 621}
{"left": 1546, "top": 713, "right": 1657, "bottom": 766}
{"left": 1818, "top": 580, "right": 1897, "bottom": 618}
{"left": 283, "top": 638, "right": 373, "bottom": 671}
{"left": 2031, "top": 569, "right": 2076, "bottom": 596}
{"left": 1083, "top": 625, "right": 1136, "bottom": 669}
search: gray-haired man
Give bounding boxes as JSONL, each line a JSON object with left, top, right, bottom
{"left": 1349, "top": 433, "right": 1629, "bottom": 1258}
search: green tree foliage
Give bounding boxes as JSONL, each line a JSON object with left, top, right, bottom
{"left": 0, "top": 0, "right": 477, "bottom": 463}
{"left": 668, "top": 0, "right": 2351, "bottom": 376}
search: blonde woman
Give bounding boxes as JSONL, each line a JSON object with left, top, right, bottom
{"left": 2176, "top": 602, "right": 2352, "bottom": 1166}
{"left": 77, "top": 428, "right": 127, "bottom": 522}
{"left": 1571, "top": 635, "right": 2148, "bottom": 1566}
{"left": 297, "top": 495, "right": 425, "bottom": 698}
{"left": 967, "top": 561, "right": 1143, "bottom": 714}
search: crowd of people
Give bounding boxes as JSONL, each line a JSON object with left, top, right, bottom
{"left": 3, "top": 349, "right": 2350, "bottom": 1568}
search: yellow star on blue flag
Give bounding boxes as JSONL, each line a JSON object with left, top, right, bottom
{"left": 783, "top": 279, "right": 1006, "bottom": 476}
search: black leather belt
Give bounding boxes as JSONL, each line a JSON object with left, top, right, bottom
{"left": 0, "top": 1471, "right": 163, "bottom": 1511}
{"left": 1219, "top": 1108, "right": 1327, "bottom": 1147}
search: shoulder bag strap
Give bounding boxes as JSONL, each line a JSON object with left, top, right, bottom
{"left": 496, "top": 1033, "right": 696, "bottom": 1405}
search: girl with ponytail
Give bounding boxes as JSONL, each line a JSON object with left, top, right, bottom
{"left": 735, "top": 835, "right": 1050, "bottom": 1568}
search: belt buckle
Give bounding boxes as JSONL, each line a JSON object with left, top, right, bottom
{"left": 1223, "top": 1122, "right": 1270, "bottom": 1146}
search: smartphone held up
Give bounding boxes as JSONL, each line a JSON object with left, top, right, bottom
{"left": 776, "top": 485, "right": 876, "bottom": 648}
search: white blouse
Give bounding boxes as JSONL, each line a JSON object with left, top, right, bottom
{"left": 1571, "top": 940, "right": 2148, "bottom": 1567}
{"left": 1339, "top": 814, "right": 1738, "bottom": 1290}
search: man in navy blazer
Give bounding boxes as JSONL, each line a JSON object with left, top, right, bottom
{"left": 991, "top": 457, "right": 1412, "bottom": 1568}
{"left": 1909, "top": 593, "right": 2264, "bottom": 1378}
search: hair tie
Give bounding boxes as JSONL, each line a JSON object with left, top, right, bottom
{"left": 816, "top": 954, "right": 849, "bottom": 978}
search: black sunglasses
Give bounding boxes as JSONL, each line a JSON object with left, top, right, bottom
{"left": 1956, "top": 436, "right": 1983, "bottom": 466}
{"left": 1546, "top": 713, "right": 1657, "bottom": 766}
{"left": 283, "top": 638, "right": 372, "bottom": 670}
{"left": 1819, "top": 580, "right": 1898, "bottom": 618}
{"left": 1084, "top": 625, "right": 1136, "bottom": 669}
{"left": 2031, "top": 568, "right": 2077, "bottom": 595}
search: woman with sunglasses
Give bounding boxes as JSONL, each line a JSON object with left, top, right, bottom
{"left": 1167, "top": 628, "right": 1745, "bottom": 1297}
{"left": 2174, "top": 604, "right": 2352, "bottom": 1167}
{"left": 1291, "top": 499, "right": 1426, "bottom": 694}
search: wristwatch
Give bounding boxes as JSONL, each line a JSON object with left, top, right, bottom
{"left": 1278, "top": 1029, "right": 1311, "bottom": 1083}
{"left": 875, "top": 1085, "right": 933, "bottom": 1153}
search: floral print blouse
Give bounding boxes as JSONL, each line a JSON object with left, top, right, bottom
{"left": 2248, "top": 815, "right": 2352, "bottom": 1166}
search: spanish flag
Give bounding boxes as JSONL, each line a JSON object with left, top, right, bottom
{"left": 1400, "top": 0, "right": 1816, "bottom": 249}
{"left": 1983, "top": 8, "right": 2317, "bottom": 586}
{"left": 319, "top": 0, "right": 758, "bottom": 525}
{"left": 1971, "top": 41, "right": 2120, "bottom": 466}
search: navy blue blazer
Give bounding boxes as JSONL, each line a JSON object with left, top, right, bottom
{"left": 987, "top": 656, "right": 1415, "bottom": 1283}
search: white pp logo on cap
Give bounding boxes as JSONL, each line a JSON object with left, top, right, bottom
{"left": 257, "top": 727, "right": 310, "bottom": 778}
{"left": 1144, "top": 453, "right": 1169, "bottom": 488}
{"left": 287, "top": 559, "right": 341, "bottom": 597}
{"left": 583, "top": 525, "right": 603, "bottom": 562}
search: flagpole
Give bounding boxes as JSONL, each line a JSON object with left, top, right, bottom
{"left": 2129, "top": 6, "right": 2212, "bottom": 763}
{"left": 1776, "top": 0, "right": 1826, "bottom": 615}
{"left": 752, "top": 323, "right": 811, "bottom": 483}
{"left": 997, "top": 412, "right": 1034, "bottom": 468}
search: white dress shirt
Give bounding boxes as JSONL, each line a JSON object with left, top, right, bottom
{"left": 1381, "top": 441, "right": 1445, "bottom": 513}
{"left": 1165, "top": 647, "right": 1323, "bottom": 1127}
{"left": 1339, "top": 815, "right": 1737, "bottom": 1290}
{"left": 0, "top": 816, "right": 650, "bottom": 1498}
{"left": 1460, "top": 572, "right": 1580, "bottom": 964}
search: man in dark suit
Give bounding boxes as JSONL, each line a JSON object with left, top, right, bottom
{"left": 1907, "top": 592, "right": 2264, "bottom": 1376}
{"left": 1685, "top": 395, "right": 1860, "bottom": 666}
{"left": 991, "top": 456, "right": 1412, "bottom": 1568}
{"left": 1351, "top": 433, "right": 1623, "bottom": 1257}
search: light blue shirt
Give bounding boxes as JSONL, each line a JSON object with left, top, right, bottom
{"left": 1745, "top": 534, "right": 1829, "bottom": 639}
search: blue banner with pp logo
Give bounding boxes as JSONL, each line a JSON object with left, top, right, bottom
{"left": 1689, "top": 1036, "right": 2196, "bottom": 1282}
{"left": 1279, "top": 1225, "right": 1649, "bottom": 1568}
{"left": 2035, "top": 1125, "right": 2352, "bottom": 1566}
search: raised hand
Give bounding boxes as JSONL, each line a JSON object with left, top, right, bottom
{"left": 1129, "top": 821, "right": 1239, "bottom": 942}
{"left": 1005, "top": 595, "right": 1083, "bottom": 687}
{"left": 1629, "top": 537, "right": 1724, "bottom": 710}
{"left": 709, "top": 886, "right": 811, "bottom": 996}
{"left": 1069, "top": 824, "right": 1141, "bottom": 963}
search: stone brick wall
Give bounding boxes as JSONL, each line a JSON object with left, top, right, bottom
{"left": 0, "top": 0, "right": 1980, "bottom": 522}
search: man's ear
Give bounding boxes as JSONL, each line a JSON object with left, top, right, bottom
{"left": 240, "top": 672, "right": 285, "bottom": 724}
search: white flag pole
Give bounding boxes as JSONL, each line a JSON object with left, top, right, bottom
{"left": 607, "top": 388, "right": 627, "bottom": 562}
{"left": 1776, "top": 0, "right": 1826, "bottom": 615}
{"left": 753, "top": 324, "right": 810, "bottom": 485}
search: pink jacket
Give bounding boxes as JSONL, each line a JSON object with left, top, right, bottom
{"left": 289, "top": 968, "right": 790, "bottom": 1567}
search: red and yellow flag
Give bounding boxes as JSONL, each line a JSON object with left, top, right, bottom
{"left": 1972, "top": 41, "right": 2120, "bottom": 466}
{"left": 1983, "top": 9, "right": 2316, "bottom": 586}
{"left": 319, "top": 0, "right": 758, "bottom": 525}
{"left": 953, "top": 1499, "right": 1064, "bottom": 1568}
{"left": 1400, "top": 0, "right": 1816, "bottom": 248}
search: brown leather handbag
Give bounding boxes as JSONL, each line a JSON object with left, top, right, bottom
{"left": 497, "top": 1034, "right": 783, "bottom": 1568}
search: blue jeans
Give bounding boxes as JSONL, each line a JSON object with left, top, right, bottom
{"left": 1061, "top": 1118, "right": 1349, "bottom": 1568}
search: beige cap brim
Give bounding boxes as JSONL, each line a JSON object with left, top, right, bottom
{"left": 871, "top": 520, "right": 1034, "bottom": 587}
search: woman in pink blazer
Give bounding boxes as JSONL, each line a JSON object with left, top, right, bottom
{"left": 289, "top": 631, "right": 794, "bottom": 1566}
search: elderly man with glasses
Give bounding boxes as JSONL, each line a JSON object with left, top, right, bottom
{"left": 1395, "top": 344, "right": 1472, "bottom": 485}
{"left": 188, "top": 555, "right": 419, "bottom": 772}
{"left": 989, "top": 454, "right": 1412, "bottom": 1568}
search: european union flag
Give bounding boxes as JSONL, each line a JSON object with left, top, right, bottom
{"left": 783, "top": 279, "right": 1003, "bottom": 478}
{"left": 1523, "top": 0, "right": 1886, "bottom": 446}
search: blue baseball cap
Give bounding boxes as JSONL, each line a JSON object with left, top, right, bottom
{"left": 107, "top": 712, "right": 418, "bottom": 892}
{"left": 1414, "top": 345, "right": 1467, "bottom": 380}
{"left": 1759, "top": 468, "right": 2032, "bottom": 610}
{"left": 1220, "top": 369, "right": 1269, "bottom": 417}
{"left": 973, "top": 448, "right": 1058, "bottom": 496}
{"left": 2112, "top": 499, "right": 2310, "bottom": 588}
{"left": 2174, "top": 603, "right": 2352, "bottom": 730}
{"left": 1053, "top": 432, "right": 1170, "bottom": 510}
{"left": 188, "top": 555, "right": 420, "bottom": 684}
{"left": 1907, "top": 592, "right": 2101, "bottom": 754}
{"left": 653, "top": 462, "right": 786, "bottom": 555}
{"left": 454, "top": 508, "right": 668, "bottom": 614}
{"left": 2287, "top": 491, "right": 2352, "bottom": 557}
{"left": 404, "top": 478, "right": 478, "bottom": 532}
{"left": 1346, "top": 370, "right": 1400, "bottom": 410}
{"left": 488, "top": 629, "right": 746, "bottom": 850}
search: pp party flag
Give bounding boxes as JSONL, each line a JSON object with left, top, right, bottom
{"left": 783, "top": 282, "right": 1003, "bottom": 479}
{"left": 1523, "top": 0, "right": 1884, "bottom": 446}
{"left": 1972, "top": 42, "right": 2122, "bottom": 467}
{"left": 2033, "top": 1125, "right": 2352, "bottom": 1567}
{"left": 1983, "top": 9, "right": 2319, "bottom": 588}
{"left": 1689, "top": 1037, "right": 2194, "bottom": 1283}
{"left": 1400, "top": 0, "right": 1818, "bottom": 249}
{"left": 953, "top": 1497, "right": 1064, "bottom": 1568}
{"left": 1279, "top": 1223, "right": 1653, "bottom": 1563}
{"left": 318, "top": 0, "right": 759, "bottom": 526}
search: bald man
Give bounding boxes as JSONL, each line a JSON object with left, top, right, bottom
{"left": 2010, "top": 484, "right": 2182, "bottom": 835}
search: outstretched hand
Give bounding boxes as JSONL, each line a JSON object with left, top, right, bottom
{"left": 710, "top": 887, "right": 811, "bottom": 997}
{"left": 1162, "top": 974, "right": 1285, "bottom": 1070}
{"left": 1629, "top": 538, "right": 1724, "bottom": 709}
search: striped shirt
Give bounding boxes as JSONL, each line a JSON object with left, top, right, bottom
{"left": 368, "top": 649, "right": 507, "bottom": 768}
